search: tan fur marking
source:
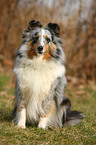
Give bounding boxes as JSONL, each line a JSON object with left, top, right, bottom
{"left": 43, "top": 53, "right": 51, "bottom": 60}
{"left": 40, "top": 114, "right": 43, "bottom": 118}
{"left": 43, "top": 43, "right": 56, "bottom": 60}
{"left": 24, "top": 104, "right": 26, "bottom": 108}
{"left": 50, "top": 43, "right": 56, "bottom": 54}
{"left": 45, "top": 35, "right": 48, "bottom": 39}
{"left": 45, "top": 100, "right": 56, "bottom": 117}
{"left": 38, "top": 34, "right": 40, "bottom": 37}
{"left": 43, "top": 45, "right": 51, "bottom": 60}
{"left": 27, "top": 41, "right": 32, "bottom": 46}
{"left": 27, "top": 42, "right": 37, "bottom": 59}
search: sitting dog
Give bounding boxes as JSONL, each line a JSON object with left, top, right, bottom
{"left": 12, "top": 20, "right": 85, "bottom": 129}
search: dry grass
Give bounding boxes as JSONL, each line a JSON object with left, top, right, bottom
{"left": 0, "top": 73, "right": 96, "bottom": 145}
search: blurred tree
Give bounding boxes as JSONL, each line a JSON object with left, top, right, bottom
{"left": 0, "top": 0, "right": 95, "bottom": 81}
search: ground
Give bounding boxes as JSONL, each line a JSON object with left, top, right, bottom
{"left": 0, "top": 73, "right": 96, "bottom": 145}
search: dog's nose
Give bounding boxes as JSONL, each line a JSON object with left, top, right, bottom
{"left": 38, "top": 46, "right": 43, "bottom": 52}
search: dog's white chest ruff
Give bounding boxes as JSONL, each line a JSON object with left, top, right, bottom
{"left": 14, "top": 57, "right": 65, "bottom": 120}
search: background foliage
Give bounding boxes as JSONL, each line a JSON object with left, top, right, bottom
{"left": 0, "top": 0, "right": 96, "bottom": 81}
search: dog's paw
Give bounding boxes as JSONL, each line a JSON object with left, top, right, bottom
{"left": 17, "top": 123, "right": 26, "bottom": 129}
{"left": 38, "top": 117, "right": 48, "bottom": 129}
{"left": 12, "top": 118, "right": 26, "bottom": 129}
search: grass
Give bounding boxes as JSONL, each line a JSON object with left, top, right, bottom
{"left": 0, "top": 73, "right": 96, "bottom": 145}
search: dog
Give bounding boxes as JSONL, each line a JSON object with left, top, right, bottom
{"left": 12, "top": 20, "right": 85, "bottom": 129}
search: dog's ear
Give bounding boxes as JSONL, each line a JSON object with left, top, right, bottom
{"left": 28, "top": 20, "right": 42, "bottom": 30}
{"left": 46, "top": 23, "right": 60, "bottom": 36}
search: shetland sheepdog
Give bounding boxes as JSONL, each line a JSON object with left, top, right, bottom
{"left": 12, "top": 20, "right": 85, "bottom": 129}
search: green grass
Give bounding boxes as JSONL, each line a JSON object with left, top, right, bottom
{"left": 0, "top": 73, "right": 96, "bottom": 145}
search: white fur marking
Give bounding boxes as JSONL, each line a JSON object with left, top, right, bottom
{"left": 40, "top": 29, "right": 45, "bottom": 46}
{"left": 16, "top": 108, "right": 26, "bottom": 129}
{"left": 38, "top": 117, "right": 49, "bottom": 129}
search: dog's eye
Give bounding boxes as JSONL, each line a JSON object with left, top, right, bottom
{"left": 46, "top": 37, "right": 51, "bottom": 43}
{"left": 34, "top": 36, "right": 39, "bottom": 40}
{"left": 32, "top": 36, "right": 39, "bottom": 44}
{"left": 32, "top": 34, "right": 39, "bottom": 39}
{"left": 33, "top": 36, "right": 39, "bottom": 41}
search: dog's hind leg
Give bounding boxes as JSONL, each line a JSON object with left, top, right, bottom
{"left": 38, "top": 100, "right": 56, "bottom": 129}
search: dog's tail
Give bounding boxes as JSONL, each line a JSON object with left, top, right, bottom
{"left": 62, "top": 97, "right": 86, "bottom": 127}
{"left": 64, "top": 110, "right": 85, "bottom": 126}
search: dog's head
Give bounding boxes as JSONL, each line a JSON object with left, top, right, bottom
{"left": 21, "top": 20, "right": 64, "bottom": 61}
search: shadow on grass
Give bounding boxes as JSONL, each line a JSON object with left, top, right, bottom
{"left": 0, "top": 107, "right": 13, "bottom": 122}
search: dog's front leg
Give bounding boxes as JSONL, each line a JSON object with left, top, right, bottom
{"left": 38, "top": 100, "right": 56, "bottom": 129}
{"left": 13, "top": 104, "right": 26, "bottom": 129}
